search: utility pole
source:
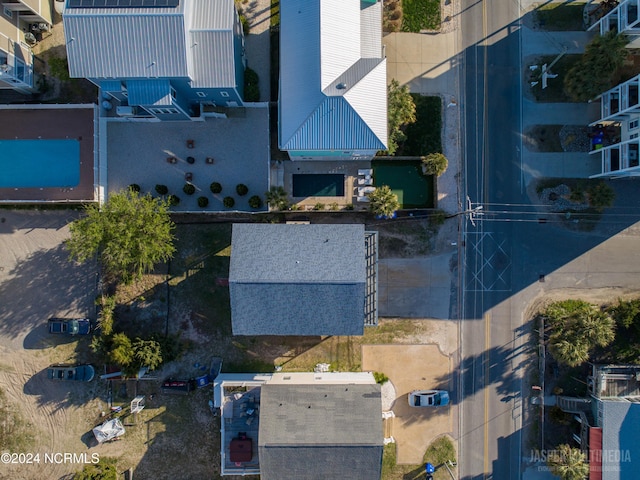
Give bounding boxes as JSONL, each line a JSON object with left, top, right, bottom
{"left": 446, "top": 196, "right": 484, "bottom": 226}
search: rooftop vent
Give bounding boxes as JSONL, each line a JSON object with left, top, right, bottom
{"left": 336, "top": 83, "right": 347, "bottom": 90}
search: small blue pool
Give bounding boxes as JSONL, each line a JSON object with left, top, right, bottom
{"left": 292, "top": 174, "right": 345, "bottom": 197}
{"left": 0, "top": 139, "right": 80, "bottom": 188}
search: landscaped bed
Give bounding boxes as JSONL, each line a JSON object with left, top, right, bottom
{"left": 528, "top": 55, "right": 583, "bottom": 102}
{"left": 398, "top": 95, "right": 442, "bottom": 156}
{"left": 534, "top": 2, "right": 586, "bottom": 31}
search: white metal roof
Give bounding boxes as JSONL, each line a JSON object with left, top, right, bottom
{"left": 64, "top": 0, "right": 237, "bottom": 86}
{"left": 279, "top": 0, "right": 387, "bottom": 152}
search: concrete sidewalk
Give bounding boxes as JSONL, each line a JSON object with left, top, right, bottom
{"left": 521, "top": 28, "right": 596, "bottom": 57}
{"left": 523, "top": 99, "right": 600, "bottom": 125}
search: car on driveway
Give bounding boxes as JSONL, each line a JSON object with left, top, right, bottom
{"left": 47, "top": 364, "right": 95, "bottom": 382}
{"left": 48, "top": 317, "right": 91, "bottom": 335}
{"left": 408, "top": 390, "right": 450, "bottom": 407}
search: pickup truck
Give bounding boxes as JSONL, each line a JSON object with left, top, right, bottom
{"left": 47, "top": 364, "right": 95, "bottom": 382}
{"left": 48, "top": 317, "right": 91, "bottom": 335}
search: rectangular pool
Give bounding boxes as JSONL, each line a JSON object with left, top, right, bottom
{"left": 0, "top": 139, "right": 80, "bottom": 188}
{"left": 292, "top": 174, "right": 345, "bottom": 197}
{"left": 372, "top": 160, "right": 434, "bottom": 208}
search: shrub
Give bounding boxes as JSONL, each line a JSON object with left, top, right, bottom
{"left": 223, "top": 196, "right": 235, "bottom": 208}
{"left": 183, "top": 183, "right": 196, "bottom": 195}
{"left": 587, "top": 182, "right": 615, "bottom": 210}
{"left": 168, "top": 194, "right": 180, "bottom": 206}
{"left": 373, "top": 372, "right": 389, "bottom": 384}
{"left": 210, "top": 182, "right": 222, "bottom": 194}
{"left": 248, "top": 195, "right": 263, "bottom": 209}
{"left": 240, "top": 14, "right": 250, "bottom": 35}
{"left": 313, "top": 202, "right": 325, "bottom": 211}
{"left": 329, "top": 202, "right": 339, "bottom": 211}
{"left": 128, "top": 184, "right": 141, "bottom": 193}
{"left": 421, "top": 153, "right": 449, "bottom": 177}
{"left": 155, "top": 184, "right": 168, "bottom": 195}
{"left": 344, "top": 203, "right": 355, "bottom": 210}
{"left": 236, "top": 184, "right": 249, "bottom": 196}
{"left": 197, "top": 196, "right": 209, "bottom": 208}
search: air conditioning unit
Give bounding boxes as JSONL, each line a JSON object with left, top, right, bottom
{"left": 116, "top": 106, "right": 135, "bottom": 117}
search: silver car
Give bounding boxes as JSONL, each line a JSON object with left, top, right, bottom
{"left": 408, "top": 390, "right": 450, "bottom": 407}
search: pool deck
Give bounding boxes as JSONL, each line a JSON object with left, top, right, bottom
{"left": 0, "top": 106, "right": 97, "bottom": 203}
{"left": 283, "top": 160, "right": 373, "bottom": 210}
{"left": 105, "top": 107, "right": 270, "bottom": 212}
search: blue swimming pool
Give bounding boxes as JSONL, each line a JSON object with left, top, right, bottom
{"left": 0, "top": 139, "right": 80, "bottom": 188}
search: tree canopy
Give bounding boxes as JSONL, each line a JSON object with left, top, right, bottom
{"left": 387, "top": 79, "right": 417, "bottom": 155}
{"left": 368, "top": 185, "right": 400, "bottom": 218}
{"left": 564, "top": 31, "right": 628, "bottom": 102}
{"left": 544, "top": 300, "right": 615, "bottom": 366}
{"left": 66, "top": 189, "right": 175, "bottom": 283}
{"left": 265, "top": 186, "right": 289, "bottom": 211}
{"left": 547, "top": 444, "right": 589, "bottom": 480}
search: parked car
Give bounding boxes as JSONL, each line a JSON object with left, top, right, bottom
{"left": 48, "top": 317, "right": 91, "bottom": 335}
{"left": 408, "top": 390, "right": 450, "bottom": 407}
{"left": 47, "top": 364, "right": 95, "bottom": 382}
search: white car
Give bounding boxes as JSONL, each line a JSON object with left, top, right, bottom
{"left": 408, "top": 390, "right": 450, "bottom": 407}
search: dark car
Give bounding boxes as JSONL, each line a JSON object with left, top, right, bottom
{"left": 48, "top": 318, "right": 91, "bottom": 335}
{"left": 47, "top": 364, "right": 95, "bottom": 382}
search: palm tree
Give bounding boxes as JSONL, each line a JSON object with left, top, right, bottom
{"left": 368, "top": 185, "right": 400, "bottom": 217}
{"left": 265, "top": 186, "right": 289, "bottom": 211}
{"left": 547, "top": 444, "right": 589, "bottom": 480}
{"left": 544, "top": 300, "right": 615, "bottom": 366}
{"left": 564, "top": 31, "right": 628, "bottom": 101}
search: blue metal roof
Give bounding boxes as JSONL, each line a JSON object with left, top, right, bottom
{"left": 127, "top": 79, "right": 172, "bottom": 106}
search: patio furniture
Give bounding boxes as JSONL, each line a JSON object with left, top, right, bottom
{"left": 167, "top": 157, "right": 177, "bottom": 164}
{"left": 358, "top": 186, "right": 375, "bottom": 197}
{"left": 358, "top": 177, "right": 373, "bottom": 186}
{"left": 358, "top": 168, "right": 373, "bottom": 176}
{"left": 206, "top": 157, "right": 215, "bottom": 164}
{"left": 187, "top": 156, "right": 195, "bottom": 164}
{"left": 185, "top": 172, "right": 193, "bottom": 182}
{"left": 230, "top": 436, "right": 252, "bottom": 463}
{"left": 186, "top": 139, "right": 195, "bottom": 149}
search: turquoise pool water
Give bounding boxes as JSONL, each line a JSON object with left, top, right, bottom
{"left": 0, "top": 139, "right": 80, "bottom": 188}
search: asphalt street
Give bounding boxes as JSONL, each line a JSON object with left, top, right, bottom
{"left": 459, "top": 1, "right": 640, "bottom": 479}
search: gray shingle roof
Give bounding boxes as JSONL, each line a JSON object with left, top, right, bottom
{"left": 258, "top": 383, "right": 383, "bottom": 480}
{"left": 229, "top": 224, "right": 367, "bottom": 336}
{"left": 601, "top": 400, "right": 640, "bottom": 480}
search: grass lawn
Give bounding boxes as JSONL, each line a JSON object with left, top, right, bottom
{"left": 382, "top": 437, "right": 457, "bottom": 480}
{"left": 529, "top": 55, "right": 583, "bottom": 102}
{"left": 535, "top": 2, "right": 586, "bottom": 31}
{"left": 398, "top": 95, "right": 442, "bottom": 156}
{"left": 277, "top": 319, "right": 431, "bottom": 372}
{"left": 401, "top": 0, "right": 441, "bottom": 32}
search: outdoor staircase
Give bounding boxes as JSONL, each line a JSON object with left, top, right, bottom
{"left": 557, "top": 396, "right": 592, "bottom": 413}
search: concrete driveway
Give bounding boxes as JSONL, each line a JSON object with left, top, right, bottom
{"left": 362, "top": 344, "right": 453, "bottom": 464}
{"left": 378, "top": 253, "right": 454, "bottom": 319}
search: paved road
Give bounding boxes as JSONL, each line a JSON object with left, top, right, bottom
{"left": 459, "top": 1, "right": 640, "bottom": 479}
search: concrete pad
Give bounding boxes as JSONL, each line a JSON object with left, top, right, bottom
{"left": 378, "top": 254, "right": 453, "bottom": 318}
{"left": 383, "top": 32, "right": 459, "bottom": 96}
{"left": 362, "top": 344, "right": 453, "bottom": 464}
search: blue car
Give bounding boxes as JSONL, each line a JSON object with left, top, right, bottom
{"left": 48, "top": 318, "right": 91, "bottom": 335}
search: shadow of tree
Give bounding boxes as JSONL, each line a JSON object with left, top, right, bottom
{"left": 0, "top": 242, "right": 96, "bottom": 346}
